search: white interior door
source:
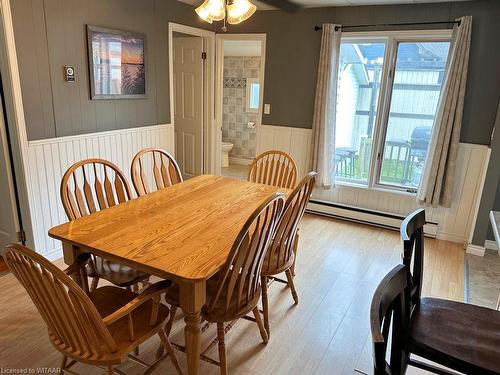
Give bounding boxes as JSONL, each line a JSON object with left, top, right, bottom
{"left": 0, "top": 97, "right": 20, "bottom": 247}
{"left": 173, "top": 36, "right": 204, "bottom": 179}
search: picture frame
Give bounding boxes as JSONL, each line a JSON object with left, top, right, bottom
{"left": 87, "top": 25, "right": 146, "bottom": 100}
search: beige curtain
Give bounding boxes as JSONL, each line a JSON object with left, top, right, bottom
{"left": 311, "top": 24, "right": 342, "bottom": 189}
{"left": 417, "top": 16, "right": 472, "bottom": 207}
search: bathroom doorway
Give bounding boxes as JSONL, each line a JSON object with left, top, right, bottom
{"left": 215, "top": 34, "right": 266, "bottom": 180}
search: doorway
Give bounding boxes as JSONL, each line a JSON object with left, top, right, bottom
{"left": 0, "top": 81, "right": 22, "bottom": 251}
{"left": 169, "top": 23, "right": 215, "bottom": 179}
{"left": 216, "top": 34, "right": 266, "bottom": 180}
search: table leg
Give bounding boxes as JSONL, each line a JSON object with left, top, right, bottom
{"left": 62, "top": 243, "right": 84, "bottom": 287}
{"left": 179, "top": 280, "right": 206, "bottom": 375}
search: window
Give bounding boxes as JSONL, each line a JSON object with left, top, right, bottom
{"left": 246, "top": 78, "right": 260, "bottom": 113}
{"left": 334, "top": 31, "right": 451, "bottom": 193}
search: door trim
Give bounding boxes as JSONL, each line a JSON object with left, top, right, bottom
{"left": 0, "top": 0, "right": 34, "bottom": 247}
{"left": 215, "top": 33, "right": 267, "bottom": 174}
{"left": 168, "top": 23, "right": 216, "bottom": 174}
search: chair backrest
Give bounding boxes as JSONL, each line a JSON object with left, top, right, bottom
{"left": 248, "top": 150, "right": 298, "bottom": 189}
{"left": 263, "top": 172, "right": 317, "bottom": 274}
{"left": 400, "top": 208, "right": 425, "bottom": 311}
{"left": 370, "top": 264, "right": 410, "bottom": 375}
{"left": 206, "top": 193, "right": 286, "bottom": 318}
{"left": 130, "top": 148, "right": 183, "bottom": 196}
{"left": 60, "top": 158, "right": 132, "bottom": 220}
{"left": 2, "top": 244, "right": 117, "bottom": 359}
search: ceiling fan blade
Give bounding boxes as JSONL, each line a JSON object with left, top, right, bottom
{"left": 256, "top": 0, "right": 302, "bottom": 12}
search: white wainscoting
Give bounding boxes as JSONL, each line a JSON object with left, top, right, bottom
{"left": 257, "top": 124, "right": 313, "bottom": 178}
{"left": 258, "top": 124, "right": 490, "bottom": 246}
{"left": 25, "top": 124, "right": 174, "bottom": 260}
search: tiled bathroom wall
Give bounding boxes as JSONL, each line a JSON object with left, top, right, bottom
{"left": 222, "top": 56, "right": 260, "bottom": 160}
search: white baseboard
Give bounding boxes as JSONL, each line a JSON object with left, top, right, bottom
{"left": 436, "top": 232, "right": 468, "bottom": 244}
{"left": 229, "top": 156, "right": 253, "bottom": 166}
{"left": 485, "top": 239, "right": 499, "bottom": 252}
{"left": 307, "top": 200, "right": 438, "bottom": 237}
{"left": 466, "top": 244, "right": 485, "bottom": 256}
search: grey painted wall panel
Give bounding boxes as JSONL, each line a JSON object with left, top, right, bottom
{"left": 11, "top": 0, "right": 212, "bottom": 141}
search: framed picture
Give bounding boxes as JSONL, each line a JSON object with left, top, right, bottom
{"left": 87, "top": 25, "right": 146, "bottom": 99}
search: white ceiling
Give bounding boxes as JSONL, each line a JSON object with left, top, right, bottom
{"left": 178, "top": 0, "right": 470, "bottom": 10}
{"left": 223, "top": 40, "right": 262, "bottom": 56}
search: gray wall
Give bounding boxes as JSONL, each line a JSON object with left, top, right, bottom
{"left": 232, "top": 0, "right": 500, "bottom": 146}
{"left": 472, "top": 100, "right": 500, "bottom": 246}
{"left": 11, "top": 0, "right": 214, "bottom": 141}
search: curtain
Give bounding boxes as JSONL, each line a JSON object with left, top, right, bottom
{"left": 311, "top": 24, "right": 342, "bottom": 189}
{"left": 417, "top": 16, "right": 472, "bottom": 207}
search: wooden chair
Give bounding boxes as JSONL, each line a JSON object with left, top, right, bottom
{"left": 162, "top": 192, "right": 286, "bottom": 374}
{"left": 247, "top": 150, "right": 298, "bottom": 189}
{"left": 260, "top": 171, "right": 317, "bottom": 338}
{"left": 2, "top": 244, "right": 182, "bottom": 375}
{"left": 400, "top": 207, "right": 425, "bottom": 312}
{"left": 131, "top": 148, "right": 183, "bottom": 196}
{"left": 60, "top": 158, "right": 149, "bottom": 291}
{"left": 370, "top": 264, "right": 410, "bottom": 375}
{"left": 396, "top": 209, "right": 500, "bottom": 374}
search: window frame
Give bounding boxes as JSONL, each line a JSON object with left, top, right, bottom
{"left": 246, "top": 78, "right": 260, "bottom": 113}
{"left": 336, "top": 29, "right": 453, "bottom": 194}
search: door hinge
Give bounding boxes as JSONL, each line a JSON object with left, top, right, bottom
{"left": 201, "top": 51, "right": 207, "bottom": 60}
{"left": 17, "top": 230, "right": 26, "bottom": 243}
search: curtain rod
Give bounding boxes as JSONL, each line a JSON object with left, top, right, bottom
{"left": 314, "top": 20, "right": 461, "bottom": 32}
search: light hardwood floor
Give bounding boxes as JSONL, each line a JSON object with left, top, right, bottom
{"left": 0, "top": 214, "right": 464, "bottom": 374}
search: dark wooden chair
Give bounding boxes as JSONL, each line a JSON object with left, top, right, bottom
{"left": 2, "top": 244, "right": 182, "bottom": 375}
{"left": 386, "top": 208, "right": 500, "bottom": 374}
{"left": 161, "top": 192, "right": 286, "bottom": 374}
{"left": 260, "top": 171, "right": 317, "bottom": 338}
{"left": 370, "top": 264, "right": 410, "bottom": 375}
{"left": 60, "top": 159, "right": 149, "bottom": 291}
{"left": 400, "top": 207, "right": 425, "bottom": 312}
{"left": 131, "top": 148, "right": 183, "bottom": 196}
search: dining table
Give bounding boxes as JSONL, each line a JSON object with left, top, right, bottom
{"left": 48, "top": 174, "right": 287, "bottom": 375}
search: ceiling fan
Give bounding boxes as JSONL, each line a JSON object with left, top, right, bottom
{"left": 195, "top": 0, "right": 301, "bottom": 30}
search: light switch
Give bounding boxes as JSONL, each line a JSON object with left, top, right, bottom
{"left": 264, "top": 104, "right": 271, "bottom": 115}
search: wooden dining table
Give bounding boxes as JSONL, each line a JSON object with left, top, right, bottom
{"left": 48, "top": 174, "right": 287, "bottom": 375}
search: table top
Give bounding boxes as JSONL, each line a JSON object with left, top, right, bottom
{"left": 49, "top": 175, "right": 287, "bottom": 282}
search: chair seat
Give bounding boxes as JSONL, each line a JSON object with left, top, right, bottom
{"left": 165, "top": 276, "right": 260, "bottom": 322}
{"left": 409, "top": 297, "right": 500, "bottom": 374}
{"left": 89, "top": 286, "right": 170, "bottom": 361}
{"left": 88, "top": 256, "right": 149, "bottom": 287}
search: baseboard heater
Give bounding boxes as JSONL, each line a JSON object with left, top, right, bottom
{"left": 306, "top": 199, "right": 438, "bottom": 238}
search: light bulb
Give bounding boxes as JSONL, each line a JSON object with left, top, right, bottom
{"left": 195, "top": 0, "right": 225, "bottom": 23}
{"left": 226, "top": 0, "right": 256, "bottom": 25}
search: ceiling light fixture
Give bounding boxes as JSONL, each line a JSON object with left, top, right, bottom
{"left": 195, "top": 0, "right": 257, "bottom": 31}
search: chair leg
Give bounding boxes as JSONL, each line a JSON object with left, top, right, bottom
{"left": 158, "top": 330, "right": 183, "bottom": 375}
{"left": 217, "top": 323, "right": 228, "bottom": 375}
{"left": 166, "top": 305, "right": 178, "bottom": 336}
{"left": 252, "top": 307, "right": 268, "bottom": 344}
{"left": 291, "top": 231, "right": 299, "bottom": 277}
{"left": 90, "top": 277, "right": 99, "bottom": 291}
{"left": 156, "top": 305, "right": 178, "bottom": 359}
{"left": 286, "top": 269, "right": 299, "bottom": 305}
{"left": 60, "top": 355, "right": 67, "bottom": 373}
{"left": 261, "top": 276, "right": 270, "bottom": 338}
{"left": 106, "top": 365, "right": 114, "bottom": 375}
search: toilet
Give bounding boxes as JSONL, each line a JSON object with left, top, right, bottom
{"left": 221, "top": 141, "right": 233, "bottom": 168}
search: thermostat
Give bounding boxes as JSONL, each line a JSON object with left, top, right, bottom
{"left": 65, "top": 65, "right": 75, "bottom": 82}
